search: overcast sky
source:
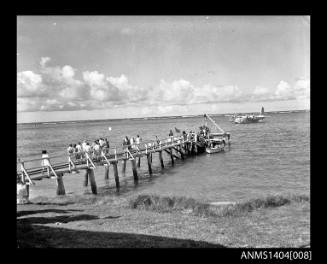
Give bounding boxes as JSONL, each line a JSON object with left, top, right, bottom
{"left": 17, "top": 16, "right": 310, "bottom": 123}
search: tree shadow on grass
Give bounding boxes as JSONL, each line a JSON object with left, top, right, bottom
{"left": 17, "top": 214, "right": 100, "bottom": 225}
{"left": 17, "top": 209, "right": 83, "bottom": 218}
{"left": 17, "top": 223, "right": 225, "bottom": 248}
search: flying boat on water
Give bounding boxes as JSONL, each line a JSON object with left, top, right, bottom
{"left": 230, "top": 107, "right": 266, "bottom": 124}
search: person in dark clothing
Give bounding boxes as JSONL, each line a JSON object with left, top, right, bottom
{"left": 123, "top": 136, "right": 131, "bottom": 151}
{"left": 182, "top": 131, "right": 187, "bottom": 141}
{"left": 155, "top": 136, "right": 161, "bottom": 146}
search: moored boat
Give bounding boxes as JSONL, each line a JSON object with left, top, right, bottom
{"left": 205, "top": 138, "right": 225, "bottom": 154}
{"left": 201, "top": 114, "right": 231, "bottom": 154}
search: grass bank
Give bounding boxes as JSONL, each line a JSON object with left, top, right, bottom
{"left": 17, "top": 192, "right": 310, "bottom": 248}
{"left": 129, "top": 193, "right": 310, "bottom": 217}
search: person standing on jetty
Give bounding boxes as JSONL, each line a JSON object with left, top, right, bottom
{"left": 182, "top": 131, "right": 187, "bottom": 141}
{"left": 72, "top": 144, "right": 79, "bottom": 159}
{"left": 194, "top": 132, "right": 198, "bottom": 143}
{"left": 41, "top": 150, "right": 50, "bottom": 177}
{"left": 104, "top": 138, "right": 110, "bottom": 154}
{"left": 93, "top": 140, "right": 100, "bottom": 160}
{"left": 82, "top": 140, "right": 87, "bottom": 152}
{"left": 130, "top": 137, "right": 135, "bottom": 149}
{"left": 123, "top": 136, "right": 129, "bottom": 149}
{"left": 67, "top": 144, "right": 74, "bottom": 155}
{"left": 84, "top": 142, "right": 91, "bottom": 154}
{"left": 122, "top": 136, "right": 130, "bottom": 158}
{"left": 155, "top": 136, "right": 161, "bottom": 147}
{"left": 99, "top": 138, "right": 104, "bottom": 147}
{"left": 169, "top": 129, "right": 174, "bottom": 142}
{"left": 76, "top": 142, "right": 82, "bottom": 159}
{"left": 135, "top": 135, "right": 141, "bottom": 145}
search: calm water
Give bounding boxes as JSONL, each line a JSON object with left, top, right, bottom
{"left": 17, "top": 112, "right": 310, "bottom": 203}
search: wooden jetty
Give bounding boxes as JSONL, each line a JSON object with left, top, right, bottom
{"left": 16, "top": 113, "right": 231, "bottom": 203}
{"left": 17, "top": 136, "right": 203, "bottom": 199}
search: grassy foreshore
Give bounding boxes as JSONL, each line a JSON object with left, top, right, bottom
{"left": 17, "top": 190, "right": 310, "bottom": 248}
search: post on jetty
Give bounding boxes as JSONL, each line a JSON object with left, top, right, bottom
{"left": 122, "top": 158, "right": 127, "bottom": 174}
{"left": 88, "top": 168, "right": 97, "bottom": 194}
{"left": 147, "top": 153, "right": 152, "bottom": 175}
{"left": 112, "top": 161, "right": 120, "bottom": 191}
{"left": 169, "top": 147, "right": 174, "bottom": 165}
{"left": 144, "top": 144, "right": 152, "bottom": 175}
{"left": 56, "top": 173, "right": 65, "bottom": 195}
{"left": 83, "top": 168, "right": 97, "bottom": 194}
{"left": 131, "top": 158, "right": 138, "bottom": 183}
{"left": 104, "top": 164, "right": 109, "bottom": 181}
{"left": 179, "top": 144, "right": 184, "bottom": 160}
{"left": 83, "top": 169, "right": 88, "bottom": 187}
{"left": 17, "top": 159, "right": 31, "bottom": 204}
{"left": 159, "top": 150, "right": 164, "bottom": 169}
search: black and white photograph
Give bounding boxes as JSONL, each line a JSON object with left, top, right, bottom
{"left": 17, "top": 15, "right": 310, "bottom": 249}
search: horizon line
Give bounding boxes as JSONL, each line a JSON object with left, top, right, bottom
{"left": 17, "top": 108, "right": 310, "bottom": 125}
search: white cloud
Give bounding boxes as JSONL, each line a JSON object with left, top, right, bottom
{"left": 275, "top": 80, "right": 292, "bottom": 99}
{"left": 17, "top": 97, "right": 41, "bottom": 112}
{"left": 83, "top": 71, "right": 122, "bottom": 102}
{"left": 274, "top": 79, "right": 310, "bottom": 100}
{"left": 294, "top": 79, "right": 310, "bottom": 99}
{"left": 148, "top": 79, "right": 194, "bottom": 104}
{"left": 192, "top": 84, "right": 243, "bottom": 103}
{"left": 40, "top": 57, "right": 51, "bottom": 67}
{"left": 253, "top": 86, "right": 269, "bottom": 96}
{"left": 17, "top": 57, "right": 310, "bottom": 113}
{"left": 107, "top": 74, "right": 148, "bottom": 102}
{"left": 17, "top": 71, "right": 45, "bottom": 97}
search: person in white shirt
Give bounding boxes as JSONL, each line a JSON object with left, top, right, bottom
{"left": 41, "top": 150, "right": 50, "bottom": 176}
{"left": 93, "top": 141, "right": 100, "bottom": 153}
{"left": 130, "top": 137, "right": 135, "bottom": 149}
{"left": 76, "top": 142, "right": 82, "bottom": 152}
{"left": 84, "top": 143, "right": 91, "bottom": 154}
{"left": 82, "top": 140, "right": 87, "bottom": 151}
{"left": 135, "top": 135, "right": 141, "bottom": 145}
{"left": 67, "top": 144, "right": 74, "bottom": 155}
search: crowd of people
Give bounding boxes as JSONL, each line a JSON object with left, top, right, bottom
{"left": 66, "top": 137, "right": 110, "bottom": 160}
{"left": 41, "top": 129, "right": 209, "bottom": 171}
{"left": 122, "top": 135, "right": 142, "bottom": 150}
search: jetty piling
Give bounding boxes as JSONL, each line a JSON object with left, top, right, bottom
{"left": 83, "top": 169, "right": 88, "bottom": 187}
{"left": 159, "top": 151, "right": 164, "bottom": 169}
{"left": 147, "top": 153, "right": 152, "bottom": 175}
{"left": 131, "top": 159, "right": 138, "bottom": 183}
{"left": 104, "top": 164, "right": 109, "bottom": 181}
{"left": 112, "top": 161, "right": 120, "bottom": 191}
{"left": 137, "top": 156, "right": 141, "bottom": 167}
{"left": 165, "top": 148, "right": 174, "bottom": 166}
{"left": 122, "top": 158, "right": 127, "bottom": 174}
{"left": 56, "top": 173, "right": 65, "bottom": 195}
{"left": 88, "top": 168, "right": 97, "bottom": 194}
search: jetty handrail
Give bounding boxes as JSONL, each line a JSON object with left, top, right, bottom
{"left": 16, "top": 136, "right": 194, "bottom": 183}
{"left": 17, "top": 136, "right": 186, "bottom": 174}
{"left": 17, "top": 134, "right": 187, "bottom": 164}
